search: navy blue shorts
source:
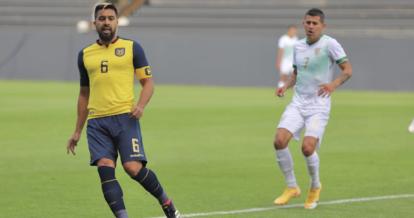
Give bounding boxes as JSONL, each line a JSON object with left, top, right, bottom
{"left": 86, "top": 113, "right": 147, "bottom": 166}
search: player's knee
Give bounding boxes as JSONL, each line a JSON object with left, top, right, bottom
{"left": 274, "top": 128, "right": 292, "bottom": 150}
{"left": 302, "top": 137, "right": 318, "bottom": 156}
{"left": 302, "top": 144, "right": 316, "bottom": 157}
{"left": 302, "top": 147, "right": 313, "bottom": 156}
{"left": 274, "top": 137, "right": 288, "bottom": 150}
{"left": 123, "top": 161, "right": 143, "bottom": 177}
{"left": 97, "top": 158, "right": 115, "bottom": 168}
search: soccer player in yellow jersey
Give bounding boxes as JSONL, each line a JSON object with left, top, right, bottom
{"left": 66, "top": 3, "right": 180, "bottom": 218}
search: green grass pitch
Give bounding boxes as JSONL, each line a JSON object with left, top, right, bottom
{"left": 1, "top": 80, "right": 413, "bottom": 218}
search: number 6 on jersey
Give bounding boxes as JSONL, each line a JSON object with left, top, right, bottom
{"left": 132, "top": 138, "right": 140, "bottom": 153}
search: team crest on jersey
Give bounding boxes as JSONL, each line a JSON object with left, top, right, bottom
{"left": 115, "top": 48, "right": 125, "bottom": 57}
{"left": 315, "top": 48, "right": 321, "bottom": 56}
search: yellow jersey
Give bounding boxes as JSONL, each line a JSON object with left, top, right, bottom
{"left": 78, "top": 37, "right": 152, "bottom": 119}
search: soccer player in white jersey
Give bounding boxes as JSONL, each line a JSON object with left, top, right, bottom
{"left": 273, "top": 8, "right": 352, "bottom": 209}
{"left": 276, "top": 25, "right": 298, "bottom": 86}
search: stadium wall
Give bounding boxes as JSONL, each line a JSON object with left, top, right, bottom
{"left": 0, "top": 26, "right": 413, "bottom": 91}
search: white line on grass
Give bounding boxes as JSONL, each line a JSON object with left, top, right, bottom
{"left": 149, "top": 194, "right": 414, "bottom": 218}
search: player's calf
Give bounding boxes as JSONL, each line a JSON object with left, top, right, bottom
{"left": 131, "top": 167, "right": 180, "bottom": 217}
{"left": 98, "top": 166, "right": 128, "bottom": 218}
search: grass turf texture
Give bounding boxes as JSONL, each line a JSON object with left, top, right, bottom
{"left": 0, "top": 80, "right": 413, "bottom": 218}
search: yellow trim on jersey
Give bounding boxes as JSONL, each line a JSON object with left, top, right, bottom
{"left": 135, "top": 66, "right": 152, "bottom": 80}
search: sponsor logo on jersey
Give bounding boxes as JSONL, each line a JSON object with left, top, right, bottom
{"left": 130, "top": 154, "right": 144, "bottom": 158}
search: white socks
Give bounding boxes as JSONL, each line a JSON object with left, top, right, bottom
{"left": 305, "top": 152, "right": 321, "bottom": 189}
{"left": 276, "top": 148, "right": 321, "bottom": 189}
{"left": 276, "top": 147, "right": 298, "bottom": 188}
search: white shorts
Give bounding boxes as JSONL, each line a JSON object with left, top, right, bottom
{"left": 280, "top": 60, "right": 294, "bottom": 75}
{"left": 277, "top": 96, "right": 330, "bottom": 148}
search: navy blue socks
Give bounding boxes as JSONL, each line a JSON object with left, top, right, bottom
{"left": 132, "top": 167, "right": 169, "bottom": 204}
{"left": 98, "top": 166, "right": 128, "bottom": 218}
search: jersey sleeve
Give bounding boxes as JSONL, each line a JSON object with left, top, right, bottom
{"left": 292, "top": 44, "right": 297, "bottom": 69}
{"left": 328, "top": 38, "right": 348, "bottom": 64}
{"left": 133, "top": 41, "right": 152, "bottom": 80}
{"left": 78, "top": 50, "right": 89, "bottom": 87}
{"left": 278, "top": 36, "right": 286, "bottom": 49}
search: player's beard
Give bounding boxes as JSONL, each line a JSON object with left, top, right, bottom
{"left": 98, "top": 26, "right": 116, "bottom": 44}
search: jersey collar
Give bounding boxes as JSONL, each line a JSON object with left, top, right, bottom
{"left": 96, "top": 36, "right": 119, "bottom": 47}
{"left": 306, "top": 34, "right": 324, "bottom": 45}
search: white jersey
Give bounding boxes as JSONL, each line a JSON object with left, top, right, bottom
{"left": 278, "top": 35, "right": 347, "bottom": 145}
{"left": 293, "top": 35, "right": 348, "bottom": 98}
{"left": 278, "top": 34, "right": 298, "bottom": 74}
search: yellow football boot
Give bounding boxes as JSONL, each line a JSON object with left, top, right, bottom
{"left": 304, "top": 185, "right": 322, "bottom": 209}
{"left": 273, "top": 187, "right": 301, "bottom": 205}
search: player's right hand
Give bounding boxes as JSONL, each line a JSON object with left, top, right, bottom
{"left": 67, "top": 132, "right": 80, "bottom": 155}
{"left": 275, "top": 87, "right": 285, "bottom": 97}
{"left": 275, "top": 81, "right": 287, "bottom": 97}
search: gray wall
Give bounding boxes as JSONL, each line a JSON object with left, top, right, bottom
{"left": 0, "top": 25, "right": 413, "bottom": 91}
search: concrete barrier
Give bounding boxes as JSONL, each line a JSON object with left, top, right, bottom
{"left": 0, "top": 25, "right": 413, "bottom": 91}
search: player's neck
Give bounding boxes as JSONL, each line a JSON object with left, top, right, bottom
{"left": 98, "top": 36, "right": 119, "bottom": 46}
{"left": 306, "top": 34, "right": 322, "bottom": 45}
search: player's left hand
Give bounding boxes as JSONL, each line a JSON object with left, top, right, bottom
{"left": 131, "top": 105, "right": 144, "bottom": 119}
{"left": 318, "top": 83, "right": 335, "bottom": 97}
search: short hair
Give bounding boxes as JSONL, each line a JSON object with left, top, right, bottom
{"left": 93, "top": 3, "right": 118, "bottom": 20}
{"left": 305, "top": 8, "right": 325, "bottom": 23}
